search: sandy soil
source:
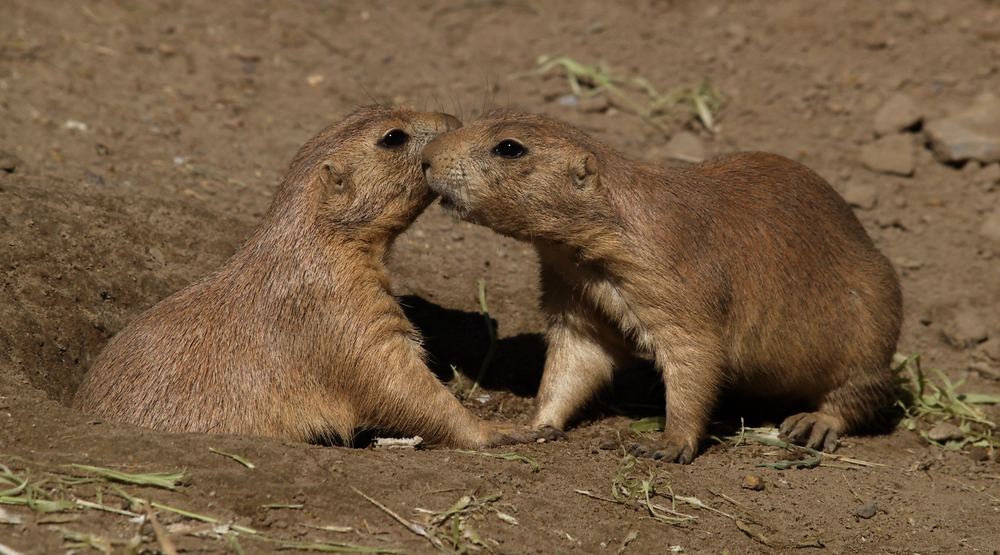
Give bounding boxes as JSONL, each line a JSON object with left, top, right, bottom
{"left": 2, "top": 1, "right": 1000, "bottom": 553}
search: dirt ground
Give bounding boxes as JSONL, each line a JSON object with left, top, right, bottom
{"left": 3, "top": 1, "right": 1000, "bottom": 553}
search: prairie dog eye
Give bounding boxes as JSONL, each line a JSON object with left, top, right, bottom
{"left": 492, "top": 139, "right": 527, "bottom": 159}
{"left": 378, "top": 129, "right": 410, "bottom": 148}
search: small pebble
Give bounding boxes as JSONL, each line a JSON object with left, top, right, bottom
{"left": 980, "top": 209, "right": 1000, "bottom": 242}
{"left": 927, "top": 422, "right": 965, "bottom": 442}
{"left": 577, "top": 95, "right": 610, "bottom": 114}
{"left": 64, "top": 120, "right": 88, "bottom": 132}
{"left": 741, "top": 474, "right": 765, "bottom": 491}
{"left": 0, "top": 151, "right": 21, "bottom": 173}
{"left": 556, "top": 94, "right": 579, "bottom": 107}
{"left": 860, "top": 134, "right": 915, "bottom": 176}
{"left": 966, "top": 446, "right": 992, "bottom": 462}
{"left": 925, "top": 92, "right": 1000, "bottom": 164}
{"left": 843, "top": 183, "right": 878, "bottom": 210}
{"left": 942, "top": 311, "right": 990, "bottom": 348}
{"left": 976, "top": 163, "right": 1000, "bottom": 187}
{"left": 598, "top": 439, "right": 618, "bottom": 450}
{"left": 854, "top": 500, "right": 877, "bottom": 519}
{"left": 661, "top": 131, "right": 706, "bottom": 163}
{"left": 873, "top": 93, "right": 922, "bottom": 136}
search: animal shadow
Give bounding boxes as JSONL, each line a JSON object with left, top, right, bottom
{"left": 399, "top": 295, "right": 546, "bottom": 397}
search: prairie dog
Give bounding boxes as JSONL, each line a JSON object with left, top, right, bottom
{"left": 421, "top": 110, "right": 902, "bottom": 463}
{"left": 74, "top": 106, "right": 529, "bottom": 448}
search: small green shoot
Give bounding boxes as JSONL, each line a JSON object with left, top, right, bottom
{"left": 617, "top": 530, "right": 638, "bottom": 554}
{"left": 65, "top": 464, "right": 185, "bottom": 491}
{"left": 2, "top": 458, "right": 400, "bottom": 553}
{"left": 520, "top": 55, "right": 725, "bottom": 134}
{"left": 356, "top": 486, "right": 514, "bottom": 553}
{"left": 725, "top": 428, "right": 881, "bottom": 469}
{"left": 610, "top": 455, "right": 695, "bottom": 525}
{"left": 628, "top": 416, "right": 665, "bottom": 433}
{"left": 208, "top": 448, "right": 256, "bottom": 469}
{"left": 352, "top": 487, "right": 447, "bottom": 551}
{"left": 894, "top": 353, "right": 998, "bottom": 453}
{"left": 61, "top": 528, "right": 115, "bottom": 553}
{"left": 417, "top": 491, "right": 513, "bottom": 552}
{"left": 0, "top": 464, "right": 76, "bottom": 513}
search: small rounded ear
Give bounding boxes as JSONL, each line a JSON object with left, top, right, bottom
{"left": 320, "top": 161, "right": 348, "bottom": 195}
{"left": 571, "top": 152, "right": 599, "bottom": 190}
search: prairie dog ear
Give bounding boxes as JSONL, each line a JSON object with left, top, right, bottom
{"left": 571, "top": 152, "right": 599, "bottom": 190}
{"left": 320, "top": 160, "right": 348, "bottom": 194}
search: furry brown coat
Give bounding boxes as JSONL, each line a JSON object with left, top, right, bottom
{"left": 421, "top": 111, "right": 902, "bottom": 463}
{"left": 75, "top": 107, "right": 528, "bottom": 448}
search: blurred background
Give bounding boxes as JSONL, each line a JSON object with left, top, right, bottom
{"left": 2, "top": 1, "right": 999, "bottom": 553}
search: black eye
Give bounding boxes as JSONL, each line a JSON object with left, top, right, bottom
{"left": 379, "top": 129, "right": 409, "bottom": 148}
{"left": 492, "top": 139, "right": 526, "bottom": 159}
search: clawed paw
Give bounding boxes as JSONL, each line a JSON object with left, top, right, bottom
{"left": 779, "top": 412, "right": 840, "bottom": 452}
{"left": 627, "top": 436, "right": 698, "bottom": 464}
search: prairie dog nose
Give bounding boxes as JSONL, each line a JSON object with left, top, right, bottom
{"left": 421, "top": 137, "right": 445, "bottom": 175}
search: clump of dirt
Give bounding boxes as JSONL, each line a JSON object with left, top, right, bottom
{"left": 2, "top": 1, "right": 999, "bottom": 553}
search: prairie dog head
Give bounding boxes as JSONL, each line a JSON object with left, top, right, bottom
{"left": 279, "top": 106, "right": 461, "bottom": 239}
{"left": 420, "top": 111, "right": 608, "bottom": 242}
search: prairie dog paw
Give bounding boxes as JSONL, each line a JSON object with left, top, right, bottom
{"left": 779, "top": 412, "right": 841, "bottom": 452}
{"left": 628, "top": 434, "right": 699, "bottom": 464}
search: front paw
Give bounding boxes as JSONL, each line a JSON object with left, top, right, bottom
{"left": 484, "top": 424, "right": 566, "bottom": 446}
{"left": 779, "top": 412, "right": 841, "bottom": 452}
{"left": 628, "top": 433, "right": 699, "bottom": 464}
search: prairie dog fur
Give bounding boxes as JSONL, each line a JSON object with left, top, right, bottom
{"left": 421, "top": 110, "right": 902, "bottom": 463}
{"left": 74, "top": 106, "right": 529, "bottom": 448}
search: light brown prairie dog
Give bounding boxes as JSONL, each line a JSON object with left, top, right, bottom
{"left": 74, "top": 106, "right": 529, "bottom": 448}
{"left": 421, "top": 110, "right": 902, "bottom": 463}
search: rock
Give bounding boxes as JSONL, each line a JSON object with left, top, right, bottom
{"left": 854, "top": 500, "right": 877, "bottom": 519}
{"left": 741, "top": 474, "right": 765, "bottom": 491}
{"left": 943, "top": 310, "right": 990, "bottom": 348}
{"left": 662, "top": 131, "right": 705, "bottom": 163}
{"left": 726, "top": 23, "right": 749, "bottom": 48}
{"left": 861, "top": 134, "right": 915, "bottom": 176}
{"left": 598, "top": 438, "right": 618, "bottom": 450}
{"left": 577, "top": 95, "right": 610, "bottom": 114}
{"left": 962, "top": 160, "right": 983, "bottom": 177}
{"left": 0, "top": 151, "right": 21, "bottom": 173}
{"left": 982, "top": 337, "right": 1000, "bottom": 361}
{"left": 927, "top": 422, "right": 965, "bottom": 442}
{"left": 977, "top": 163, "right": 1000, "bottom": 188}
{"left": 980, "top": 209, "right": 1000, "bottom": 242}
{"left": 925, "top": 92, "right": 1000, "bottom": 164}
{"left": 64, "top": 120, "right": 88, "bottom": 132}
{"left": 843, "top": 184, "right": 878, "bottom": 210}
{"left": 966, "top": 446, "right": 992, "bottom": 462}
{"left": 555, "top": 94, "right": 579, "bottom": 107}
{"left": 874, "top": 93, "right": 922, "bottom": 135}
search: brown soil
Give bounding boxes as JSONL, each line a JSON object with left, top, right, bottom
{"left": 2, "top": 1, "right": 1000, "bottom": 553}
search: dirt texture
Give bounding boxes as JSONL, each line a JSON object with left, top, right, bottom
{"left": 2, "top": 1, "right": 1000, "bottom": 553}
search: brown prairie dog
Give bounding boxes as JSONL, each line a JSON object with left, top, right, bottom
{"left": 74, "top": 106, "right": 529, "bottom": 448}
{"left": 421, "top": 110, "right": 902, "bottom": 463}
